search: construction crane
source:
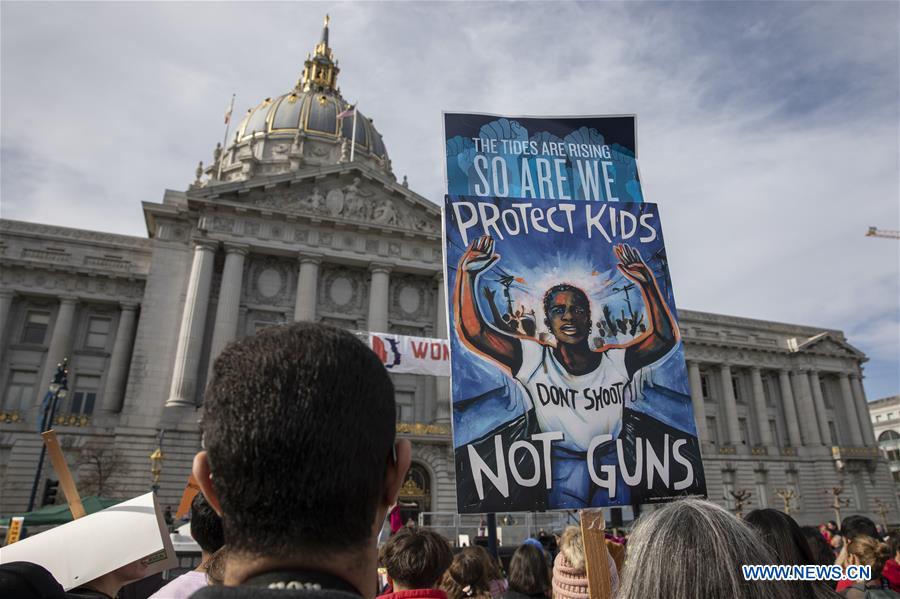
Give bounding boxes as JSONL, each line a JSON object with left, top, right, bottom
{"left": 866, "top": 227, "right": 900, "bottom": 239}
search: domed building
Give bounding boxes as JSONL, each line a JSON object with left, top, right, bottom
{"left": 0, "top": 17, "right": 894, "bottom": 534}
{"left": 207, "top": 17, "right": 393, "bottom": 186}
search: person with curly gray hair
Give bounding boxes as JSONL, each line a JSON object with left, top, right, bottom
{"left": 617, "top": 498, "right": 796, "bottom": 599}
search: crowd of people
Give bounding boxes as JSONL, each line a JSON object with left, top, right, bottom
{"left": 1, "top": 322, "right": 899, "bottom": 599}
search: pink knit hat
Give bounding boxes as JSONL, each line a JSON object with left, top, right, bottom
{"left": 551, "top": 550, "right": 620, "bottom": 599}
{"left": 552, "top": 553, "right": 589, "bottom": 599}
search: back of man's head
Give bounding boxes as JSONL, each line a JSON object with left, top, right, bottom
{"left": 841, "top": 515, "right": 878, "bottom": 541}
{"left": 190, "top": 493, "right": 224, "bottom": 555}
{"left": 379, "top": 528, "right": 453, "bottom": 590}
{"left": 201, "top": 322, "right": 396, "bottom": 557}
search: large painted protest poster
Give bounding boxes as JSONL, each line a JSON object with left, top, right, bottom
{"left": 443, "top": 195, "right": 706, "bottom": 513}
{"left": 444, "top": 113, "right": 642, "bottom": 202}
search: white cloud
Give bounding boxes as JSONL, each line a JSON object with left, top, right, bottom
{"left": 1, "top": 1, "right": 897, "bottom": 397}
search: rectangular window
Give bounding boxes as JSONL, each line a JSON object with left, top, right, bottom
{"left": 21, "top": 311, "right": 50, "bottom": 344}
{"left": 892, "top": 471, "right": 900, "bottom": 483}
{"left": 706, "top": 416, "right": 719, "bottom": 445}
{"left": 396, "top": 392, "right": 414, "bottom": 423}
{"left": 732, "top": 376, "right": 743, "bottom": 403}
{"left": 769, "top": 419, "right": 780, "bottom": 447}
{"left": 69, "top": 375, "right": 101, "bottom": 416}
{"left": 828, "top": 421, "right": 838, "bottom": 445}
{"left": 84, "top": 317, "right": 111, "bottom": 349}
{"left": 739, "top": 417, "right": 750, "bottom": 445}
{"left": 820, "top": 381, "right": 833, "bottom": 409}
{"left": 4, "top": 370, "right": 38, "bottom": 411}
{"left": 762, "top": 376, "right": 775, "bottom": 407}
{"left": 701, "top": 374, "right": 711, "bottom": 400}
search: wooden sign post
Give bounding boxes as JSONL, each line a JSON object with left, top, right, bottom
{"left": 580, "top": 509, "right": 612, "bottom": 599}
{"left": 41, "top": 430, "right": 86, "bottom": 520}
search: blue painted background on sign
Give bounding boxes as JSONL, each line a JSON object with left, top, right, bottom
{"left": 443, "top": 196, "right": 696, "bottom": 450}
{"left": 444, "top": 114, "right": 643, "bottom": 202}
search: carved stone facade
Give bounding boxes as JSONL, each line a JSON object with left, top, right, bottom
{"left": 0, "top": 24, "right": 895, "bottom": 527}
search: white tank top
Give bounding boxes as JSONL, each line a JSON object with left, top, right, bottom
{"left": 514, "top": 338, "right": 633, "bottom": 451}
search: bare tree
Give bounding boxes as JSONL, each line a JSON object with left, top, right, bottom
{"left": 75, "top": 441, "right": 124, "bottom": 498}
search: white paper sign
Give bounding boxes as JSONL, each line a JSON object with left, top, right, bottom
{"left": 0, "top": 492, "right": 177, "bottom": 590}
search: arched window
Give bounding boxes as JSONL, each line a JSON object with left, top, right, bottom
{"left": 397, "top": 462, "right": 432, "bottom": 525}
{"left": 879, "top": 430, "right": 900, "bottom": 442}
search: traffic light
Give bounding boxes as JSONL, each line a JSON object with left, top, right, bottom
{"left": 41, "top": 479, "right": 59, "bottom": 506}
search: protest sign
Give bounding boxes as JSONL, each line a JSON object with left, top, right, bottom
{"left": 443, "top": 195, "right": 706, "bottom": 513}
{"left": 0, "top": 492, "right": 177, "bottom": 590}
{"left": 368, "top": 332, "right": 450, "bottom": 377}
{"left": 444, "top": 113, "right": 641, "bottom": 202}
{"left": 175, "top": 473, "right": 202, "bottom": 520}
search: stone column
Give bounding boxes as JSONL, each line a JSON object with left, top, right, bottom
{"left": 294, "top": 254, "right": 321, "bottom": 322}
{"left": 167, "top": 240, "right": 217, "bottom": 407}
{"left": 808, "top": 371, "right": 832, "bottom": 445}
{"left": 435, "top": 274, "right": 451, "bottom": 424}
{"left": 207, "top": 244, "right": 248, "bottom": 375}
{"left": 687, "top": 360, "right": 708, "bottom": 442}
{"left": 750, "top": 367, "right": 773, "bottom": 446}
{"left": 850, "top": 374, "right": 876, "bottom": 446}
{"left": 792, "top": 369, "right": 822, "bottom": 446}
{"left": 839, "top": 373, "right": 864, "bottom": 446}
{"left": 0, "top": 289, "right": 14, "bottom": 346}
{"left": 367, "top": 264, "right": 391, "bottom": 333}
{"left": 100, "top": 303, "right": 139, "bottom": 413}
{"left": 778, "top": 369, "right": 803, "bottom": 447}
{"left": 40, "top": 296, "right": 78, "bottom": 400}
{"left": 719, "top": 364, "right": 742, "bottom": 446}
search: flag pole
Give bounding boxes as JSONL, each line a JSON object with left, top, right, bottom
{"left": 350, "top": 104, "right": 357, "bottom": 163}
{"left": 218, "top": 93, "right": 236, "bottom": 180}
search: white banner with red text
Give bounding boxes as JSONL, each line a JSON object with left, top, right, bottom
{"left": 367, "top": 332, "right": 450, "bottom": 377}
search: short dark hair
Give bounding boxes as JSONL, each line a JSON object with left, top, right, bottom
{"left": 379, "top": 528, "right": 453, "bottom": 589}
{"left": 190, "top": 493, "right": 224, "bottom": 554}
{"left": 542, "top": 284, "right": 590, "bottom": 319}
{"left": 202, "top": 323, "right": 396, "bottom": 556}
{"left": 508, "top": 544, "right": 550, "bottom": 596}
{"left": 841, "top": 515, "right": 878, "bottom": 541}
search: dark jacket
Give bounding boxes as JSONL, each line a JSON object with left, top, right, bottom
{"left": 191, "top": 587, "right": 362, "bottom": 599}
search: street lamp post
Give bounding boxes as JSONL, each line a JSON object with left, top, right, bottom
{"left": 150, "top": 429, "right": 166, "bottom": 493}
{"left": 26, "top": 359, "right": 69, "bottom": 512}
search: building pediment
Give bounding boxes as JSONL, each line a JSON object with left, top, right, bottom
{"left": 188, "top": 164, "right": 440, "bottom": 238}
{"left": 789, "top": 332, "right": 866, "bottom": 360}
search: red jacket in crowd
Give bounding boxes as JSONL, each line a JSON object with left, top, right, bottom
{"left": 380, "top": 589, "right": 449, "bottom": 599}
